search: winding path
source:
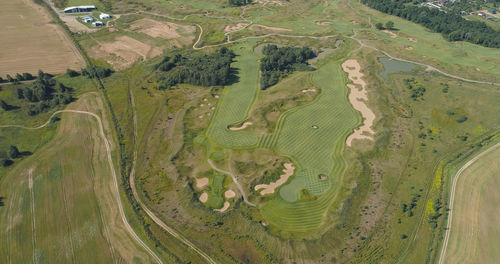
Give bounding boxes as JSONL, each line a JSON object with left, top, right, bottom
{"left": 128, "top": 89, "right": 217, "bottom": 264}
{"left": 1, "top": 109, "right": 163, "bottom": 264}
{"left": 437, "top": 141, "right": 500, "bottom": 264}
{"left": 207, "top": 159, "right": 256, "bottom": 207}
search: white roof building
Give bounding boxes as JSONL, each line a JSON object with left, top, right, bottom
{"left": 64, "top": 5, "right": 96, "bottom": 13}
{"left": 83, "top": 17, "right": 94, "bottom": 23}
{"left": 92, "top": 21, "right": 104, "bottom": 27}
{"left": 99, "top": 13, "right": 111, "bottom": 19}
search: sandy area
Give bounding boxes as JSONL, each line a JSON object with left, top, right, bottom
{"left": 255, "top": 163, "right": 295, "bottom": 195}
{"left": 408, "top": 37, "right": 417, "bottom": 43}
{"left": 249, "top": 24, "right": 292, "bottom": 32}
{"left": 405, "top": 46, "right": 414, "bottom": 51}
{"left": 224, "top": 23, "right": 249, "bottom": 32}
{"left": 130, "top": 18, "right": 195, "bottom": 43}
{"left": 229, "top": 122, "right": 253, "bottom": 131}
{"left": 199, "top": 192, "right": 208, "bottom": 203}
{"left": 196, "top": 177, "right": 209, "bottom": 188}
{"left": 301, "top": 88, "right": 316, "bottom": 93}
{"left": 214, "top": 201, "right": 230, "bottom": 212}
{"left": 91, "top": 35, "right": 162, "bottom": 70}
{"left": 224, "top": 190, "right": 236, "bottom": 199}
{"left": 341, "top": 59, "right": 376, "bottom": 146}
{"left": 382, "top": 30, "right": 397, "bottom": 38}
{"left": 316, "top": 21, "right": 333, "bottom": 26}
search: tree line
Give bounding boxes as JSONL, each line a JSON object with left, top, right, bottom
{"left": 260, "top": 45, "right": 316, "bottom": 89}
{"left": 361, "top": 0, "right": 500, "bottom": 48}
{"left": 1, "top": 72, "right": 35, "bottom": 84}
{"left": 156, "top": 47, "right": 236, "bottom": 89}
{"left": 228, "top": 0, "right": 252, "bottom": 6}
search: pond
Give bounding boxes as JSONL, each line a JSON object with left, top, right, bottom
{"left": 378, "top": 57, "right": 417, "bottom": 82}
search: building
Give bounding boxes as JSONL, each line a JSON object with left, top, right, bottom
{"left": 64, "top": 5, "right": 97, "bottom": 13}
{"left": 478, "top": 11, "right": 486, "bottom": 17}
{"left": 83, "top": 17, "right": 94, "bottom": 23}
{"left": 488, "top": 9, "right": 497, "bottom": 14}
{"left": 92, "top": 21, "right": 104, "bottom": 27}
{"left": 99, "top": 13, "right": 111, "bottom": 19}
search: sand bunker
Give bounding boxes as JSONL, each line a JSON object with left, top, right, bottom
{"left": 229, "top": 122, "right": 253, "bottom": 131}
{"left": 224, "top": 23, "right": 249, "bottom": 32}
{"left": 214, "top": 201, "right": 230, "bottom": 212}
{"left": 249, "top": 24, "right": 292, "bottom": 32}
{"left": 224, "top": 190, "right": 236, "bottom": 199}
{"left": 255, "top": 163, "right": 295, "bottom": 195}
{"left": 405, "top": 46, "right": 414, "bottom": 51}
{"left": 342, "top": 59, "right": 376, "bottom": 146}
{"left": 130, "top": 18, "right": 195, "bottom": 41}
{"left": 408, "top": 37, "right": 417, "bottom": 43}
{"left": 196, "top": 177, "right": 209, "bottom": 188}
{"left": 301, "top": 88, "right": 316, "bottom": 93}
{"left": 316, "top": 21, "right": 333, "bottom": 26}
{"left": 382, "top": 30, "right": 397, "bottom": 38}
{"left": 92, "top": 35, "right": 162, "bottom": 70}
{"left": 199, "top": 192, "right": 208, "bottom": 203}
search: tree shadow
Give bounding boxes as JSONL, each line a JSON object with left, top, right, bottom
{"left": 0, "top": 196, "right": 4, "bottom": 207}
{"left": 19, "top": 151, "right": 32, "bottom": 157}
{"left": 226, "top": 66, "right": 240, "bottom": 85}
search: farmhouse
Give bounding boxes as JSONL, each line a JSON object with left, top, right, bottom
{"left": 92, "top": 21, "right": 104, "bottom": 27}
{"left": 63, "top": 5, "right": 96, "bottom": 13}
{"left": 83, "top": 16, "right": 93, "bottom": 23}
{"left": 99, "top": 13, "right": 111, "bottom": 19}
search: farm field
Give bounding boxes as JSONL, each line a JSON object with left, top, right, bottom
{"left": 0, "top": 0, "right": 85, "bottom": 77}
{"left": 441, "top": 142, "right": 500, "bottom": 264}
{"left": 0, "top": 93, "right": 157, "bottom": 263}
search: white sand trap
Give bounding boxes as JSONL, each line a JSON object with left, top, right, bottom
{"left": 224, "top": 190, "right": 236, "bottom": 199}
{"left": 199, "top": 192, "right": 208, "bottom": 203}
{"left": 229, "top": 122, "right": 253, "bottom": 131}
{"left": 211, "top": 107, "right": 215, "bottom": 110}
{"left": 408, "top": 37, "right": 417, "bottom": 43}
{"left": 214, "top": 201, "right": 230, "bottom": 212}
{"left": 196, "top": 177, "right": 209, "bottom": 188}
{"left": 301, "top": 88, "right": 317, "bottom": 93}
{"left": 214, "top": 95, "right": 220, "bottom": 99}
{"left": 203, "top": 98, "right": 208, "bottom": 102}
{"left": 255, "top": 163, "right": 295, "bottom": 195}
{"left": 342, "top": 59, "right": 376, "bottom": 146}
{"left": 382, "top": 30, "right": 397, "bottom": 38}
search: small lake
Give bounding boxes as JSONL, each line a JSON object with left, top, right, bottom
{"left": 378, "top": 57, "right": 417, "bottom": 82}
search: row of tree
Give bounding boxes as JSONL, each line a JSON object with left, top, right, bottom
{"left": 361, "top": 0, "right": 500, "bottom": 48}
{"left": 1, "top": 72, "right": 35, "bottom": 84}
{"left": 156, "top": 47, "right": 236, "bottom": 89}
{"left": 1, "top": 145, "right": 20, "bottom": 167}
{"left": 228, "top": 0, "right": 252, "bottom": 6}
{"left": 260, "top": 45, "right": 316, "bottom": 89}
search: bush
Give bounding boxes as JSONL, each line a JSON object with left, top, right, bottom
{"left": 456, "top": 114, "right": 468, "bottom": 123}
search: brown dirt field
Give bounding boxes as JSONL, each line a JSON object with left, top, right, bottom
{"left": 249, "top": 24, "right": 292, "bottom": 32}
{"left": 0, "top": 0, "right": 85, "bottom": 77}
{"left": 130, "top": 18, "right": 195, "bottom": 44}
{"left": 90, "top": 36, "right": 162, "bottom": 70}
{"left": 341, "top": 59, "right": 376, "bottom": 146}
{"left": 60, "top": 15, "right": 97, "bottom": 33}
{"left": 254, "top": 163, "right": 295, "bottom": 195}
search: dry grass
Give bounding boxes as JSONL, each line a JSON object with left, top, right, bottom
{"left": 130, "top": 18, "right": 195, "bottom": 44}
{"left": 0, "top": 0, "right": 85, "bottom": 77}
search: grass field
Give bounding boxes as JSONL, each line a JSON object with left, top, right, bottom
{"left": 0, "top": 0, "right": 85, "bottom": 77}
{"left": 0, "top": 93, "right": 156, "bottom": 263}
{"left": 442, "top": 143, "right": 500, "bottom": 264}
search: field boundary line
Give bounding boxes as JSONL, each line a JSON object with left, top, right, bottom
{"left": 0, "top": 109, "right": 163, "bottom": 264}
{"left": 437, "top": 140, "right": 500, "bottom": 264}
{"left": 28, "top": 169, "right": 37, "bottom": 264}
{"left": 128, "top": 89, "right": 217, "bottom": 264}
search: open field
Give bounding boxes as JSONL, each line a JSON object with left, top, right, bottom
{"left": 0, "top": 93, "right": 158, "bottom": 263}
{"left": 0, "top": 0, "right": 84, "bottom": 77}
{"left": 441, "top": 142, "right": 500, "bottom": 264}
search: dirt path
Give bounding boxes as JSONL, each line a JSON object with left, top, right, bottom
{"left": 438, "top": 141, "right": 500, "bottom": 264}
{"left": 207, "top": 159, "right": 256, "bottom": 207}
{"left": 0, "top": 109, "right": 163, "bottom": 264}
{"left": 128, "top": 89, "right": 217, "bottom": 264}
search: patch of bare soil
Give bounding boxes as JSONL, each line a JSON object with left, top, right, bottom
{"left": 229, "top": 122, "right": 253, "bottom": 131}
{"left": 60, "top": 16, "right": 97, "bottom": 33}
{"left": 90, "top": 36, "right": 162, "bottom": 70}
{"left": 316, "top": 21, "right": 332, "bottom": 26}
{"left": 341, "top": 59, "right": 376, "bottom": 146}
{"left": 214, "top": 201, "right": 230, "bottom": 212}
{"left": 381, "top": 30, "right": 397, "bottom": 38}
{"left": 408, "top": 37, "right": 417, "bottom": 42}
{"left": 130, "top": 18, "right": 195, "bottom": 43}
{"left": 224, "top": 23, "right": 249, "bottom": 32}
{"left": 249, "top": 24, "right": 292, "bottom": 32}
{"left": 255, "top": 163, "right": 295, "bottom": 195}
{"left": 196, "top": 177, "right": 209, "bottom": 188}
{"left": 404, "top": 46, "right": 414, "bottom": 51}
{"left": 301, "top": 88, "right": 316, "bottom": 93}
